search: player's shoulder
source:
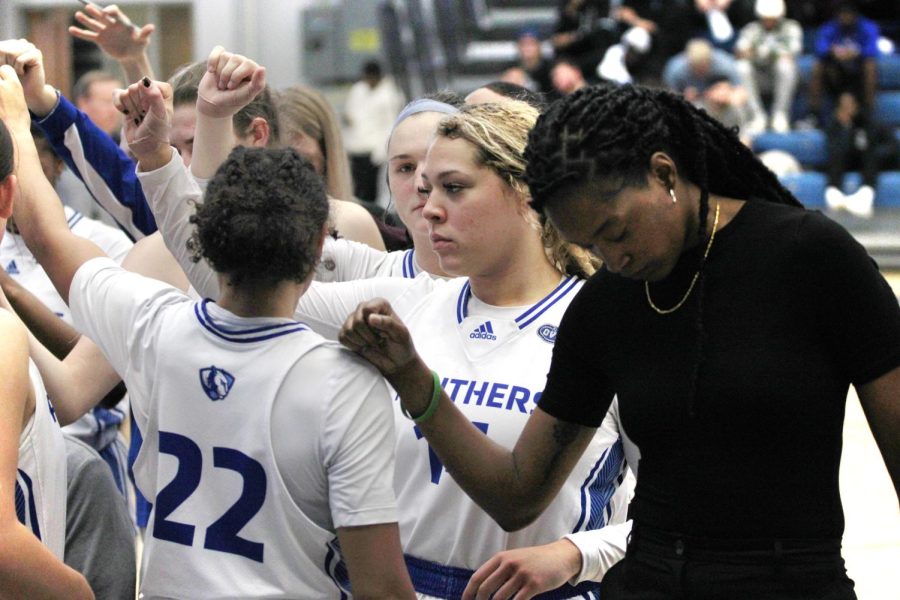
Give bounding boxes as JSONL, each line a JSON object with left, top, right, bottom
{"left": 299, "top": 339, "right": 382, "bottom": 379}
{"left": 0, "top": 307, "right": 27, "bottom": 343}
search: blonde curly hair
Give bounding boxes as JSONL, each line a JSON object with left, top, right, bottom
{"left": 436, "top": 102, "right": 597, "bottom": 278}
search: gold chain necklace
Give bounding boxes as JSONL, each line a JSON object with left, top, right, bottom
{"left": 645, "top": 201, "right": 720, "bottom": 315}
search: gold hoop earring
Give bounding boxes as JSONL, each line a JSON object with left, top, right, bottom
{"left": 669, "top": 188, "right": 677, "bottom": 204}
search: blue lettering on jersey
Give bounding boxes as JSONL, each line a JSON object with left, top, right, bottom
{"left": 413, "top": 376, "right": 542, "bottom": 414}
{"left": 199, "top": 366, "right": 235, "bottom": 401}
{"left": 469, "top": 320, "right": 497, "bottom": 341}
{"left": 5, "top": 260, "right": 19, "bottom": 275}
{"left": 537, "top": 324, "right": 558, "bottom": 344}
{"left": 415, "top": 421, "right": 489, "bottom": 484}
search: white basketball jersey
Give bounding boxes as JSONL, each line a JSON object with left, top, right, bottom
{"left": 2, "top": 207, "right": 131, "bottom": 450}
{"left": 16, "top": 360, "right": 67, "bottom": 560}
{"left": 1, "top": 207, "right": 131, "bottom": 322}
{"left": 316, "top": 237, "right": 422, "bottom": 282}
{"left": 394, "top": 277, "right": 628, "bottom": 597}
{"left": 134, "top": 301, "right": 358, "bottom": 599}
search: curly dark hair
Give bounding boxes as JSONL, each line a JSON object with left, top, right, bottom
{"left": 188, "top": 147, "right": 329, "bottom": 288}
{"left": 524, "top": 84, "right": 803, "bottom": 413}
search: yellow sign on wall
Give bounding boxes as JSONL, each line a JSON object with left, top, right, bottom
{"left": 348, "top": 28, "right": 380, "bottom": 53}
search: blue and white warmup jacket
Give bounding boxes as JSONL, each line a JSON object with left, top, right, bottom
{"left": 33, "top": 92, "right": 157, "bottom": 240}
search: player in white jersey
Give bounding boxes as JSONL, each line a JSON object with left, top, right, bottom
{"left": 140, "top": 87, "right": 635, "bottom": 597}
{"left": 2, "top": 144, "right": 133, "bottom": 488}
{"left": 0, "top": 97, "right": 93, "bottom": 599}
{"left": 3, "top": 67, "right": 416, "bottom": 598}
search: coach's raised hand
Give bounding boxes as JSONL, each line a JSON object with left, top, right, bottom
{"left": 0, "top": 38, "right": 58, "bottom": 117}
{"left": 114, "top": 76, "right": 172, "bottom": 169}
{"left": 191, "top": 45, "right": 266, "bottom": 179}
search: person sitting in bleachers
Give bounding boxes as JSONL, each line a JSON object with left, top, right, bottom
{"left": 664, "top": 38, "right": 750, "bottom": 133}
{"left": 735, "top": 0, "right": 803, "bottom": 133}
{"left": 824, "top": 91, "right": 899, "bottom": 218}
{"left": 808, "top": 1, "right": 880, "bottom": 123}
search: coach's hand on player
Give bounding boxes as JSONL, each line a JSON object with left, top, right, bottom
{"left": 340, "top": 298, "right": 437, "bottom": 417}
{"left": 463, "top": 539, "right": 583, "bottom": 600}
{"left": 0, "top": 38, "right": 58, "bottom": 117}
{"left": 114, "top": 77, "right": 173, "bottom": 165}
{"left": 339, "top": 298, "right": 418, "bottom": 374}
{"left": 196, "top": 45, "right": 266, "bottom": 119}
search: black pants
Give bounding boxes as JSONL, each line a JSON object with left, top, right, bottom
{"left": 827, "top": 127, "right": 899, "bottom": 188}
{"left": 603, "top": 525, "right": 856, "bottom": 600}
{"left": 350, "top": 153, "right": 379, "bottom": 203}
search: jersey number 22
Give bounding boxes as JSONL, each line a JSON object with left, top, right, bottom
{"left": 152, "top": 431, "right": 267, "bottom": 562}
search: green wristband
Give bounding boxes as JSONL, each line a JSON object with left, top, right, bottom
{"left": 401, "top": 370, "right": 442, "bottom": 424}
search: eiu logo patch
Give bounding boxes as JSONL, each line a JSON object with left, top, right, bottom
{"left": 199, "top": 366, "right": 235, "bottom": 401}
{"left": 537, "top": 324, "right": 557, "bottom": 344}
{"left": 5, "top": 260, "right": 19, "bottom": 275}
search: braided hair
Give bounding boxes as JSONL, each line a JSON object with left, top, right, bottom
{"left": 524, "top": 84, "right": 803, "bottom": 414}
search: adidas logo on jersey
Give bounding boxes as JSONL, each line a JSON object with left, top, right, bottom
{"left": 5, "top": 260, "right": 19, "bottom": 275}
{"left": 199, "top": 366, "right": 236, "bottom": 401}
{"left": 469, "top": 321, "right": 497, "bottom": 341}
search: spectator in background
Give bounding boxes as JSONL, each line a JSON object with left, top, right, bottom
{"left": 664, "top": 38, "right": 749, "bottom": 132}
{"left": 597, "top": 25, "right": 654, "bottom": 84}
{"left": 552, "top": 0, "right": 619, "bottom": 79}
{"left": 808, "top": 1, "right": 880, "bottom": 123}
{"left": 551, "top": 58, "right": 590, "bottom": 95}
{"left": 513, "top": 29, "right": 557, "bottom": 99}
{"left": 735, "top": 0, "right": 803, "bottom": 134}
{"left": 72, "top": 70, "right": 122, "bottom": 141}
{"left": 613, "top": 0, "right": 695, "bottom": 85}
{"left": 343, "top": 60, "right": 404, "bottom": 204}
{"left": 824, "top": 91, "right": 898, "bottom": 218}
{"left": 694, "top": 0, "right": 740, "bottom": 44}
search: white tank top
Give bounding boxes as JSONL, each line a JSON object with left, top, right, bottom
{"left": 16, "top": 359, "right": 67, "bottom": 559}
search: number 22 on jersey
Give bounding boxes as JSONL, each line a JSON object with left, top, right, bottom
{"left": 152, "top": 431, "right": 267, "bottom": 562}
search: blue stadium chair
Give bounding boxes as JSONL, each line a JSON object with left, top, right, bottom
{"left": 842, "top": 172, "right": 863, "bottom": 194}
{"left": 780, "top": 172, "right": 827, "bottom": 208}
{"left": 875, "top": 171, "right": 900, "bottom": 208}
{"left": 753, "top": 130, "right": 828, "bottom": 168}
{"left": 875, "top": 91, "right": 900, "bottom": 127}
{"left": 797, "top": 54, "right": 815, "bottom": 86}
{"left": 879, "top": 55, "right": 900, "bottom": 90}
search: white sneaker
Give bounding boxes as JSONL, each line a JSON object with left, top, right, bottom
{"left": 845, "top": 185, "right": 875, "bottom": 218}
{"left": 771, "top": 112, "right": 790, "bottom": 133}
{"left": 825, "top": 186, "right": 846, "bottom": 211}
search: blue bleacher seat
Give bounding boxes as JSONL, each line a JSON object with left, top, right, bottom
{"left": 876, "top": 171, "right": 900, "bottom": 208}
{"left": 780, "top": 172, "right": 827, "bottom": 208}
{"left": 842, "top": 172, "right": 863, "bottom": 194}
{"left": 797, "top": 54, "right": 815, "bottom": 86}
{"left": 875, "top": 91, "right": 900, "bottom": 127}
{"left": 754, "top": 130, "right": 828, "bottom": 168}
{"left": 879, "top": 55, "right": 900, "bottom": 90}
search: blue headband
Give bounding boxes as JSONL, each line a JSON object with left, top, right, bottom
{"left": 391, "top": 98, "right": 458, "bottom": 133}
